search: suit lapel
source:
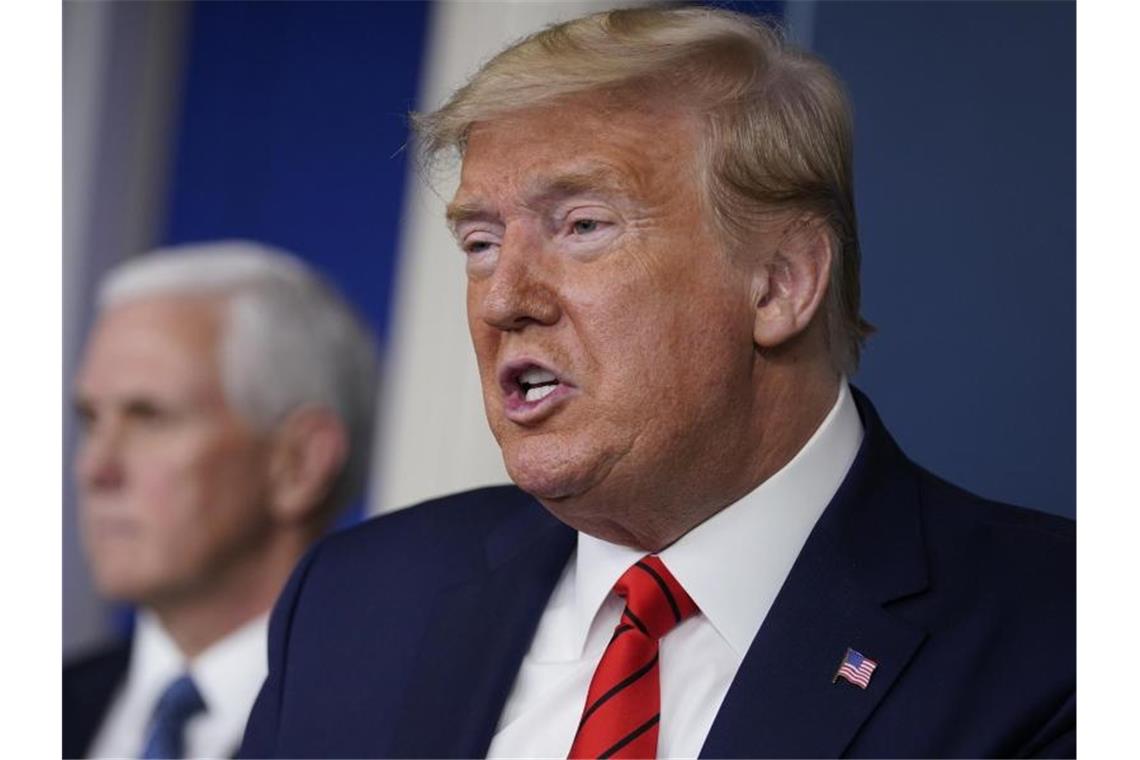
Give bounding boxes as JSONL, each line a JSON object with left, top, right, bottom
{"left": 699, "top": 539, "right": 927, "bottom": 758}
{"left": 388, "top": 497, "right": 576, "bottom": 758}
{"left": 702, "top": 388, "right": 930, "bottom": 758}
{"left": 62, "top": 639, "right": 131, "bottom": 759}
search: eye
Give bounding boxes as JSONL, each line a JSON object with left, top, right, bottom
{"left": 124, "top": 399, "right": 175, "bottom": 427}
{"left": 464, "top": 239, "right": 495, "bottom": 254}
{"left": 558, "top": 209, "right": 618, "bottom": 258}
{"left": 571, "top": 219, "right": 600, "bottom": 235}
{"left": 73, "top": 400, "right": 96, "bottom": 432}
{"left": 457, "top": 227, "right": 500, "bottom": 256}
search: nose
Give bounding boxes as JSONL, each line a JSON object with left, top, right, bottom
{"left": 476, "top": 228, "right": 561, "bottom": 332}
{"left": 76, "top": 416, "right": 126, "bottom": 493}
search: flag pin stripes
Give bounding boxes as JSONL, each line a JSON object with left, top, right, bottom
{"left": 833, "top": 647, "right": 878, "bottom": 689}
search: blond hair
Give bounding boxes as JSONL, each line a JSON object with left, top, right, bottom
{"left": 415, "top": 5, "right": 873, "bottom": 373}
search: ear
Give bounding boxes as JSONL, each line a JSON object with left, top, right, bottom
{"left": 266, "top": 406, "right": 349, "bottom": 525}
{"left": 750, "top": 217, "right": 833, "bottom": 349}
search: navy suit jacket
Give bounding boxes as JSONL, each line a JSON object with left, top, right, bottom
{"left": 63, "top": 639, "right": 131, "bottom": 759}
{"left": 240, "top": 391, "right": 1075, "bottom": 758}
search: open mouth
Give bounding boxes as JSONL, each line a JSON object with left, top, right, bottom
{"left": 517, "top": 366, "right": 561, "bottom": 402}
{"left": 499, "top": 359, "right": 575, "bottom": 419}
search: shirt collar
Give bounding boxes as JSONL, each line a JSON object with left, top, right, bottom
{"left": 124, "top": 612, "right": 181, "bottom": 707}
{"left": 127, "top": 611, "right": 269, "bottom": 721}
{"left": 572, "top": 380, "right": 863, "bottom": 657}
{"left": 187, "top": 614, "right": 269, "bottom": 734}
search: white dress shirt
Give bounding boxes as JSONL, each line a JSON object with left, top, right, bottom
{"left": 87, "top": 612, "right": 269, "bottom": 759}
{"left": 487, "top": 381, "right": 863, "bottom": 759}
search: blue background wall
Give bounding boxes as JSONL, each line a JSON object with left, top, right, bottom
{"left": 160, "top": 0, "right": 1074, "bottom": 519}
{"left": 162, "top": 0, "right": 432, "bottom": 344}
{"left": 811, "top": 0, "right": 1075, "bottom": 517}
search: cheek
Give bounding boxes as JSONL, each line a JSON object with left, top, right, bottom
{"left": 467, "top": 289, "right": 495, "bottom": 359}
{"left": 125, "top": 434, "right": 269, "bottom": 546}
{"left": 190, "top": 436, "right": 272, "bottom": 530}
{"left": 577, "top": 279, "right": 751, "bottom": 413}
{"left": 201, "top": 433, "right": 263, "bottom": 486}
{"left": 468, "top": 313, "right": 507, "bottom": 411}
{"left": 87, "top": 441, "right": 213, "bottom": 586}
{"left": 123, "top": 440, "right": 204, "bottom": 514}
{"left": 572, "top": 284, "right": 682, "bottom": 379}
{"left": 470, "top": 327, "right": 500, "bottom": 377}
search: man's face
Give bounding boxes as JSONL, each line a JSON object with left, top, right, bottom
{"left": 74, "top": 296, "right": 274, "bottom": 608}
{"left": 454, "top": 95, "right": 763, "bottom": 530}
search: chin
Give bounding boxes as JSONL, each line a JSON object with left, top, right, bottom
{"left": 501, "top": 434, "right": 615, "bottom": 504}
{"left": 88, "top": 552, "right": 171, "bottom": 606}
{"left": 504, "top": 456, "right": 580, "bottom": 501}
{"left": 91, "top": 570, "right": 154, "bottom": 605}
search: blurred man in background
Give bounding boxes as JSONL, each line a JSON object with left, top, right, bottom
{"left": 64, "top": 241, "right": 377, "bottom": 758}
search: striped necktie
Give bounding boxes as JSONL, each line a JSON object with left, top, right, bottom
{"left": 569, "top": 555, "right": 698, "bottom": 759}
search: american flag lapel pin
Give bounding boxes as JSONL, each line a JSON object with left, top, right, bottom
{"left": 833, "top": 647, "right": 878, "bottom": 689}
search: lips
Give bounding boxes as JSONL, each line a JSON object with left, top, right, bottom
{"left": 498, "top": 358, "right": 577, "bottom": 423}
{"left": 85, "top": 513, "right": 141, "bottom": 541}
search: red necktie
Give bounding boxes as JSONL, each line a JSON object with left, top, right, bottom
{"left": 568, "top": 555, "right": 698, "bottom": 759}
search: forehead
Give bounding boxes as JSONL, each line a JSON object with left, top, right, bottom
{"left": 77, "top": 295, "right": 225, "bottom": 399}
{"left": 452, "top": 94, "right": 702, "bottom": 212}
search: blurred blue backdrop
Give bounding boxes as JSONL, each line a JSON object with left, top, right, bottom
{"left": 164, "top": 0, "right": 431, "bottom": 346}
{"left": 812, "top": 0, "right": 1075, "bottom": 519}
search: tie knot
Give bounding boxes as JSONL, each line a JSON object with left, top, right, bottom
{"left": 613, "top": 555, "right": 698, "bottom": 640}
{"left": 154, "top": 674, "right": 205, "bottom": 722}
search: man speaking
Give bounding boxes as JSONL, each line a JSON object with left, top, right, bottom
{"left": 241, "top": 7, "right": 1074, "bottom": 758}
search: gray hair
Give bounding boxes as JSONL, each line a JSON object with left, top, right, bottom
{"left": 415, "top": 5, "right": 873, "bottom": 374}
{"left": 98, "top": 240, "right": 378, "bottom": 518}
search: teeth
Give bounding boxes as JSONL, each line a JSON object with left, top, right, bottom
{"left": 525, "top": 384, "right": 557, "bottom": 403}
{"left": 519, "top": 367, "right": 557, "bottom": 385}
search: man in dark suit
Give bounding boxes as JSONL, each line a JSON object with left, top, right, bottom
{"left": 241, "top": 7, "right": 1074, "bottom": 758}
{"left": 64, "top": 241, "right": 378, "bottom": 758}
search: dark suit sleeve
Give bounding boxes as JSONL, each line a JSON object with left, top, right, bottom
{"left": 238, "top": 541, "right": 324, "bottom": 758}
{"left": 1016, "top": 691, "right": 1075, "bottom": 759}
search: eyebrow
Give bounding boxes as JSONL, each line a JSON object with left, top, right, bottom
{"left": 446, "top": 165, "right": 633, "bottom": 228}
{"left": 445, "top": 199, "right": 495, "bottom": 228}
{"left": 529, "top": 166, "right": 630, "bottom": 202}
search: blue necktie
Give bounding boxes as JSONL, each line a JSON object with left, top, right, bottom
{"left": 139, "top": 674, "right": 206, "bottom": 759}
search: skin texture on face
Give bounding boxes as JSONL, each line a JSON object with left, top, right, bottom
{"left": 453, "top": 94, "right": 811, "bottom": 550}
{"left": 74, "top": 296, "right": 278, "bottom": 622}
